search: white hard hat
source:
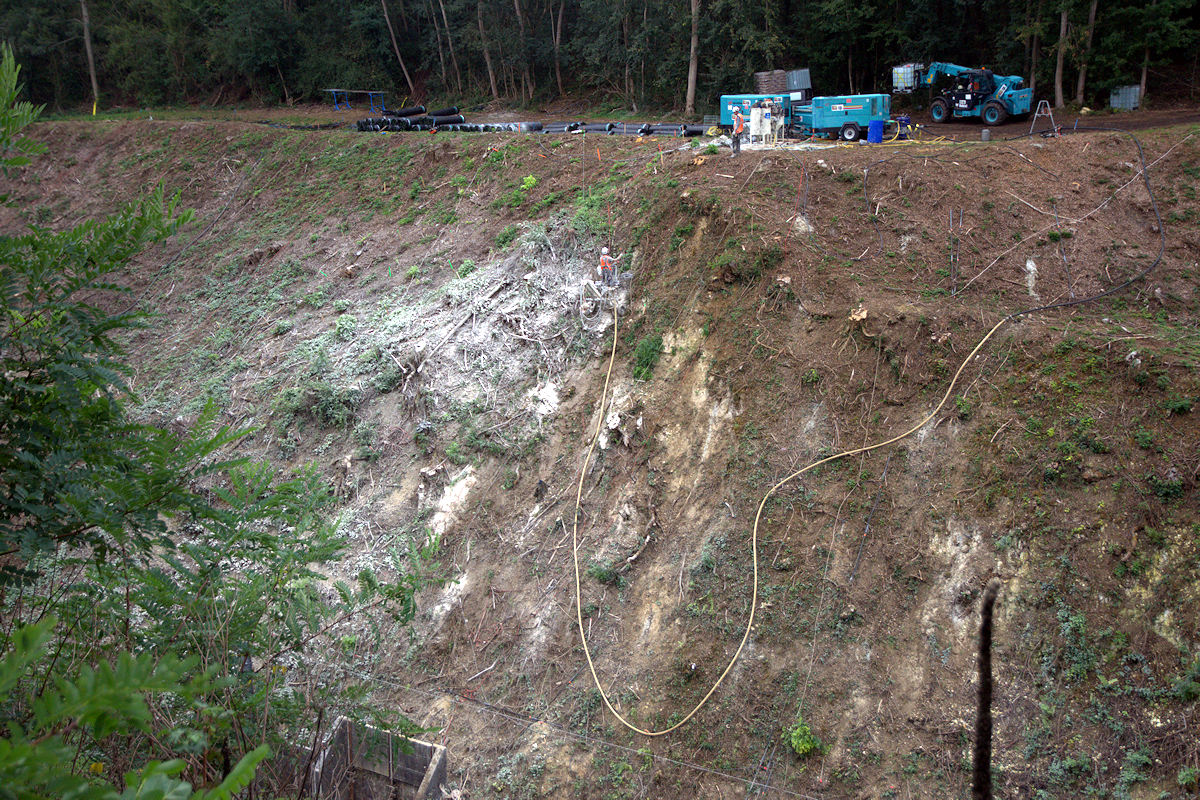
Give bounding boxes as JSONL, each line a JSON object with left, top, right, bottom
{"left": 601, "top": 247, "right": 609, "bottom": 254}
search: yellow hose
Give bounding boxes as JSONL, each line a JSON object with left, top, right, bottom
{"left": 572, "top": 306, "right": 1011, "bottom": 736}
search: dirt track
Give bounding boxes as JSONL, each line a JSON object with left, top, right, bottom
{"left": 923, "top": 105, "right": 1200, "bottom": 140}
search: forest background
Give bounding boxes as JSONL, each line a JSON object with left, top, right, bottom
{"left": 2, "top": 0, "right": 1197, "bottom": 118}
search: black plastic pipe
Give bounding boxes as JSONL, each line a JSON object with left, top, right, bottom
{"left": 428, "top": 106, "right": 459, "bottom": 117}
{"left": 390, "top": 105, "right": 425, "bottom": 117}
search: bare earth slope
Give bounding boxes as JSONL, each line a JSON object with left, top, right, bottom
{"left": 4, "top": 116, "right": 1199, "bottom": 799}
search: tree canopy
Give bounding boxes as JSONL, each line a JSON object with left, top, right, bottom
{"left": 1, "top": 0, "right": 1195, "bottom": 113}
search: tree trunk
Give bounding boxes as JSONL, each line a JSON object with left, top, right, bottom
{"left": 478, "top": 1, "right": 499, "bottom": 99}
{"left": 1074, "top": 0, "right": 1097, "bottom": 105}
{"left": 1140, "top": 47, "right": 1148, "bottom": 104}
{"left": 640, "top": 0, "right": 647, "bottom": 107}
{"left": 1053, "top": 7, "right": 1067, "bottom": 107}
{"left": 685, "top": 0, "right": 700, "bottom": 116}
{"left": 552, "top": 0, "right": 565, "bottom": 97}
{"left": 623, "top": 13, "right": 633, "bottom": 107}
{"left": 513, "top": 0, "right": 533, "bottom": 102}
{"left": 381, "top": 0, "right": 416, "bottom": 94}
{"left": 79, "top": 0, "right": 100, "bottom": 113}
{"left": 1022, "top": 0, "right": 1032, "bottom": 79}
{"left": 425, "top": 0, "right": 448, "bottom": 87}
{"left": 1030, "top": 0, "right": 1045, "bottom": 95}
{"left": 276, "top": 63, "right": 292, "bottom": 106}
{"left": 437, "top": 0, "right": 463, "bottom": 95}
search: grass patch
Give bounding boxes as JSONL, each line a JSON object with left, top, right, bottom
{"left": 632, "top": 334, "right": 663, "bottom": 381}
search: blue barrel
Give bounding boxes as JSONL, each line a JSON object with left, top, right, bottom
{"left": 867, "top": 119, "right": 885, "bottom": 143}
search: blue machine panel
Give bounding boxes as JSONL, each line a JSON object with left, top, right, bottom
{"left": 719, "top": 94, "right": 791, "bottom": 127}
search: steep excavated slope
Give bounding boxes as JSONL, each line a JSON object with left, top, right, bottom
{"left": 4, "top": 118, "right": 1199, "bottom": 799}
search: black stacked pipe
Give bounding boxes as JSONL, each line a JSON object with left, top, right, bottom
{"left": 389, "top": 105, "right": 425, "bottom": 117}
{"left": 411, "top": 114, "right": 466, "bottom": 126}
{"left": 645, "top": 124, "right": 686, "bottom": 136}
{"left": 357, "top": 112, "right": 711, "bottom": 138}
{"left": 356, "top": 116, "right": 412, "bottom": 132}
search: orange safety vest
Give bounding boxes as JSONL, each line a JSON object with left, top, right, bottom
{"left": 733, "top": 112, "right": 744, "bottom": 134}
{"left": 600, "top": 254, "right": 615, "bottom": 272}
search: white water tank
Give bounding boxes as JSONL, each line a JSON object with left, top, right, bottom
{"left": 749, "top": 107, "right": 769, "bottom": 140}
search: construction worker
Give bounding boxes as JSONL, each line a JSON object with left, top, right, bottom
{"left": 598, "top": 246, "right": 618, "bottom": 286}
{"left": 731, "top": 107, "right": 745, "bottom": 157}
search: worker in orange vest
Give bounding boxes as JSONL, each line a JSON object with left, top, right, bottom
{"left": 731, "top": 107, "right": 745, "bottom": 157}
{"left": 598, "top": 246, "right": 618, "bottom": 286}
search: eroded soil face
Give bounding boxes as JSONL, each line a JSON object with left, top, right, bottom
{"left": 4, "top": 112, "right": 1199, "bottom": 799}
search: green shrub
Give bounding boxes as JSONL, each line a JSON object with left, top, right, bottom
{"left": 1173, "top": 657, "right": 1200, "bottom": 702}
{"left": 783, "top": 715, "right": 822, "bottom": 757}
{"left": 955, "top": 395, "right": 973, "bottom": 419}
{"left": 352, "top": 421, "right": 377, "bottom": 447}
{"left": 587, "top": 562, "right": 625, "bottom": 587}
{"left": 276, "top": 382, "right": 362, "bottom": 428}
{"left": 334, "top": 313, "right": 356, "bottom": 340}
{"left": 1165, "top": 395, "right": 1194, "bottom": 414}
{"left": 445, "top": 441, "right": 468, "bottom": 465}
{"left": 632, "top": 334, "right": 663, "bottom": 381}
{"left": 1147, "top": 472, "right": 1184, "bottom": 500}
{"left": 496, "top": 224, "right": 520, "bottom": 249}
{"left": 456, "top": 259, "right": 477, "bottom": 278}
{"left": 311, "top": 383, "right": 362, "bottom": 427}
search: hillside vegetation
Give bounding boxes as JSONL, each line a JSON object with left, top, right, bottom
{"left": 3, "top": 116, "right": 1199, "bottom": 798}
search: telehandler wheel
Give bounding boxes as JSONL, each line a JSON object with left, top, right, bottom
{"left": 982, "top": 101, "right": 1009, "bottom": 126}
{"left": 929, "top": 97, "right": 950, "bottom": 123}
{"left": 839, "top": 122, "right": 861, "bottom": 142}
